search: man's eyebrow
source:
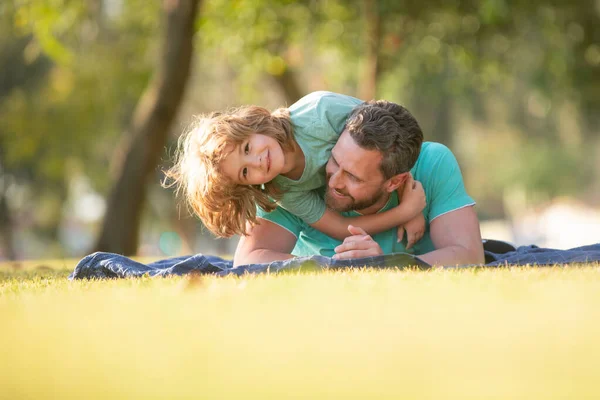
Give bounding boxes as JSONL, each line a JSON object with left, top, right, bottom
{"left": 331, "top": 150, "right": 363, "bottom": 181}
{"left": 347, "top": 170, "right": 363, "bottom": 182}
{"left": 330, "top": 151, "right": 339, "bottom": 165}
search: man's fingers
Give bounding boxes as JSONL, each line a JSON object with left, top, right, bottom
{"left": 335, "top": 240, "right": 375, "bottom": 254}
{"left": 333, "top": 248, "right": 380, "bottom": 260}
{"left": 342, "top": 235, "right": 372, "bottom": 244}
{"left": 347, "top": 224, "right": 368, "bottom": 236}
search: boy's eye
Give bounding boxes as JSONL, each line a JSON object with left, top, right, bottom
{"left": 244, "top": 143, "right": 249, "bottom": 155}
{"left": 242, "top": 167, "right": 248, "bottom": 178}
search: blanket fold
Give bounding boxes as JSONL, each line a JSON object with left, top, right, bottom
{"left": 69, "top": 243, "right": 600, "bottom": 280}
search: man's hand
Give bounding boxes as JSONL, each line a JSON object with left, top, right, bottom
{"left": 397, "top": 212, "right": 426, "bottom": 249}
{"left": 332, "top": 225, "right": 383, "bottom": 260}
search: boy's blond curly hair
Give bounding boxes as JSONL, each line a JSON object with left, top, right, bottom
{"left": 164, "top": 105, "right": 294, "bottom": 238}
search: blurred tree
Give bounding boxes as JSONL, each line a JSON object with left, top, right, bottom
{"left": 0, "top": 0, "right": 160, "bottom": 258}
{"left": 1, "top": 0, "right": 599, "bottom": 259}
{"left": 94, "top": 0, "right": 201, "bottom": 255}
{"left": 358, "top": 0, "right": 381, "bottom": 100}
{"left": 0, "top": 2, "right": 52, "bottom": 259}
{"left": 199, "top": 0, "right": 319, "bottom": 104}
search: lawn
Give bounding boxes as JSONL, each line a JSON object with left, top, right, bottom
{"left": 1, "top": 261, "right": 600, "bottom": 399}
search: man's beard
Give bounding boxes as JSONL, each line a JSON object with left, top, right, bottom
{"left": 324, "top": 185, "right": 387, "bottom": 213}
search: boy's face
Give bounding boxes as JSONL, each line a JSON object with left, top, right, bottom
{"left": 220, "top": 133, "right": 285, "bottom": 185}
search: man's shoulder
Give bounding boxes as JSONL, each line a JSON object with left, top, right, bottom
{"left": 413, "top": 142, "right": 457, "bottom": 173}
{"left": 418, "top": 141, "right": 453, "bottom": 160}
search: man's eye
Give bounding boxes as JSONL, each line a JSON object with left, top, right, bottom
{"left": 244, "top": 143, "right": 249, "bottom": 155}
{"left": 347, "top": 172, "right": 360, "bottom": 183}
{"left": 242, "top": 168, "right": 248, "bottom": 178}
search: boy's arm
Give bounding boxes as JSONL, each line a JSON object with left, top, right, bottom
{"left": 310, "top": 203, "right": 420, "bottom": 241}
{"left": 309, "top": 178, "right": 425, "bottom": 241}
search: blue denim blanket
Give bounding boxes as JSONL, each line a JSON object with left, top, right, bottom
{"left": 69, "top": 243, "right": 600, "bottom": 280}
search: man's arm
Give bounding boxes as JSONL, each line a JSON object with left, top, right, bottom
{"left": 418, "top": 205, "right": 485, "bottom": 266}
{"left": 233, "top": 219, "right": 297, "bottom": 267}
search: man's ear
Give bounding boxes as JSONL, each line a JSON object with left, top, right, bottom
{"left": 383, "top": 172, "right": 409, "bottom": 193}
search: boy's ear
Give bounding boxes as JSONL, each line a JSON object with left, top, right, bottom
{"left": 383, "top": 172, "right": 409, "bottom": 193}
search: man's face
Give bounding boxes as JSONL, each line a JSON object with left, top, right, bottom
{"left": 325, "top": 129, "right": 389, "bottom": 213}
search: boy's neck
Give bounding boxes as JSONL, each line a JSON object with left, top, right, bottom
{"left": 280, "top": 139, "right": 305, "bottom": 180}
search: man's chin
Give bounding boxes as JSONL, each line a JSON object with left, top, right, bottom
{"left": 325, "top": 191, "right": 354, "bottom": 212}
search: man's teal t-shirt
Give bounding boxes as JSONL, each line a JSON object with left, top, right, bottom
{"left": 257, "top": 142, "right": 475, "bottom": 256}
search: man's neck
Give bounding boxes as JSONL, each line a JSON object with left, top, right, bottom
{"left": 354, "top": 192, "right": 393, "bottom": 215}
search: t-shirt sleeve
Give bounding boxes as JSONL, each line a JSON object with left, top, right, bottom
{"left": 256, "top": 204, "right": 304, "bottom": 239}
{"left": 423, "top": 144, "right": 476, "bottom": 221}
{"left": 277, "top": 190, "right": 327, "bottom": 225}
{"left": 316, "top": 92, "right": 364, "bottom": 134}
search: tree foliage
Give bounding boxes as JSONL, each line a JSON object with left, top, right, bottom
{"left": 1, "top": 0, "right": 599, "bottom": 258}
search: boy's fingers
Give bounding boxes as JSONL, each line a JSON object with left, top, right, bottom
{"left": 397, "top": 225, "right": 405, "bottom": 243}
{"left": 406, "top": 234, "right": 415, "bottom": 249}
{"left": 405, "top": 173, "right": 414, "bottom": 188}
{"left": 406, "top": 230, "right": 424, "bottom": 249}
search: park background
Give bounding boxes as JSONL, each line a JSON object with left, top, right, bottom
{"left": 1, "top": 0, "right": 599, "bottom": 262}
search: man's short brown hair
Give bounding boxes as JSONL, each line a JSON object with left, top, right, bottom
{"left": 345, "top": 100, "right": 423, "bottom": 179}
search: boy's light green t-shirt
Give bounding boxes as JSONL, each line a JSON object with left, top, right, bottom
{"left": 272, "top": 91, "right": 363, "bottom": 224}
{"left": 258, "top": 142, "right": 476, "bottom": 257}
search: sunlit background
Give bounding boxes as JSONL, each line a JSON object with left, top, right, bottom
{"left": 1, "top": 0, "right": 599, "bottom": 261}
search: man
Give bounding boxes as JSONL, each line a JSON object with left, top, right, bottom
{"left": 234, "top": 99, "right": 485, "bottom": 267}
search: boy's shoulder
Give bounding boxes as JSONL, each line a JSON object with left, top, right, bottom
{"left": 290, "top": 91, "right": 362, "bottom": 112}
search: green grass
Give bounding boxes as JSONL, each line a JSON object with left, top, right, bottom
{"left": 2, "top": 263, "right": 600, "bottom": 399}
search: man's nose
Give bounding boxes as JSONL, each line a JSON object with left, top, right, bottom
{"left": 328, "top": 170, "right": 343, "bottom": 189}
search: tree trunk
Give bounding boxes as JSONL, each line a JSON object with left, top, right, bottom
{"left": 94, "top": 0, "right": 201, "bottom": 255}
{"left": 431, "top": 91, "right": 452, "bottom": 147}
{"left": 271, "top": 67, "right": 304, "bottom": 105}
{"left": 358, "top": 0, "right": 381, "bottom": 100}
{"left": 0, "top": 184, "right": 16, "bottom": 261}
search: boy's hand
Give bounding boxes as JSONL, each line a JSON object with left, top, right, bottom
{"left": 397, "top": 213, "right": 426, "bottom": 249}
{"left": 396, "top": 173, "right": 426, "bottom": 218}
